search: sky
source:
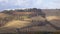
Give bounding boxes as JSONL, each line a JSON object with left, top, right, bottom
{"left": 0, "top": 0, "right": 60, "bottom": 10}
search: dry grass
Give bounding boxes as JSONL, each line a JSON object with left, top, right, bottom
{"left": 0, "top": 13, "right": 9, "bottom": 18}
{"left": 46, "top": 16, "right": 60, "bottom": 27}
{"left": 2, "top": 20, "right": 31, "bottom": 28}
{"left": 0, "top": 10, "right": 60, "bottom": 33}
{"left": 46, "top": 16, "right": 60, "bottom": 21}
{"left": 31, "top": 16, "right": 45, "bottom": 22}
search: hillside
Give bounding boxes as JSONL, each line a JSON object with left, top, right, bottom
{"left": 0, "top": 8, "right": 60, "bottom": 33}
{"left": 42, "top": 9, "right": 60, "bottom": 27}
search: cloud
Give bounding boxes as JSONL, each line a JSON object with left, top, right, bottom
{"left": 0, "top": 0, "right": 8, "bottom": 3}
{"left": 11, "top": 0, "right": 43, "bottom": 8}
{"left": 0, "top": 0, "right": 60, "bottom": 10}
{"left": 0, "top": 0, "right": 43, "bottom": 10}
{"left": 42, "top": 0, "right": 60, "bottom": 9}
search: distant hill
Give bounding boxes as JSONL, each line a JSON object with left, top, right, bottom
{"left": 42, "top": 9, "right": 60, "bottom": 16}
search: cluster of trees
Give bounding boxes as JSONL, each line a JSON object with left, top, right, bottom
{"left": 1, "top": 8, "right": 46, "bottom": 18}
{"left": 1, "top": 8, "right": 41, "bottom": 14}
{"left": 1, "top": 10, "right": 14, "bottom": 15}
